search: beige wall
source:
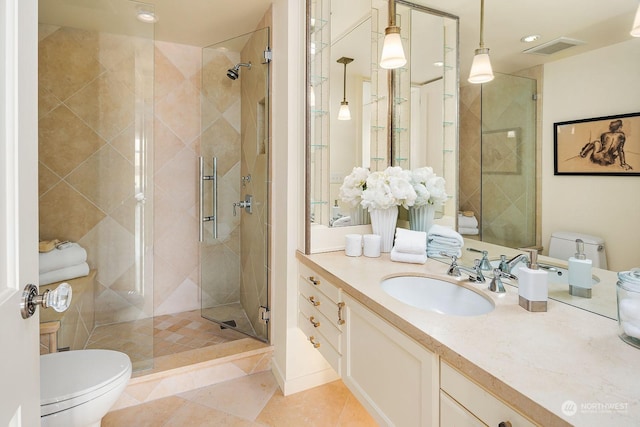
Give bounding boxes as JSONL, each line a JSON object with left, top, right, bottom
{"left": 542, "top": 39, "right": 640, "bottom": 271}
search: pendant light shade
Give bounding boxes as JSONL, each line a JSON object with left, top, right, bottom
{"left": 337, "top": 57, "right": 353, "bottom": 121}
{"left": 631, "top": 3, "right": 640, "bottom": 37}
{"left": 468, "top": 0, "right": 494, "bottom": 84}
{"left": 468, "top": 48, "right": 494, "bottom": 84}
{"left": 379, "top": 1, "right": 406, "bottom": 70}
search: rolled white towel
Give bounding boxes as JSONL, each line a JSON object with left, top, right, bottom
{"left": 458, "top": 227, "right": 479, "bottom": 236}
{"left": 393, "top": 228, "right": 427, "bottom": 255}
{"left": 39, "top": 262, "right": 90, "bottom": 286}
{"left": 332, "top": 216, "right": 352, "bottom": 227}
{"left": 39, "top": 243, "right": 87, "bottom": 274}
{"left": 457, "top": 214, "right": 478, "bottom": 228}
{"left": 621, "top": 320, "right": 640, "bottom": 340}
{"left": 428, "top": 224, "right": 464, "bottom": 247}
{"left": 390, "top": 247, "right": 427, "bottom": 264}
{"left": 619, "top": 298, "right": 640, "bottom": 323}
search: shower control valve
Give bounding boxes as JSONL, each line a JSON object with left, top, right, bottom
{"left": 233, "top": 194, "right": 253, "bottom": 216}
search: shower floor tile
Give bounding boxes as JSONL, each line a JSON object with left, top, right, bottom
{"left": 86, "top": 309, "right": 248, "bottom": 368}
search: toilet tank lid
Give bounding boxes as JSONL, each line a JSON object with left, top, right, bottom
{"left": 551, "top": 231, "right": 605, "bottom": 245}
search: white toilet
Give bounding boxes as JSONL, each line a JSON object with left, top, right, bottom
{"left": 41, "top": 349, "right": 132, "bottom": 427}
{"left": 548, "top": 231, "right": 608, "bottom": 269}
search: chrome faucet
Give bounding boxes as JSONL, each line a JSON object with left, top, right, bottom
{"left": 442, "top": 253, "right": 486, "bottom": 283}
{"left": 499, "top": 253, "right": 529, "bottom": 274}
{"left": 489, "top": 268, "right": 518, "bottom": 293}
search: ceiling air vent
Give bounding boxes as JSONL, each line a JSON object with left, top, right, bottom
{"left": 523, "top": 37, "right": 585, "bottom": 55}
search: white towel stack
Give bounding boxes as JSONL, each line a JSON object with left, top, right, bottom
{"left": 427, "top": 224, "right": 464, "bottom": 258}
{"left": 390, "top": 228, "right": 427, "bottom": 264}
{"left": 39, "top": 242, "right": 90, "bottom": 286}
{"left": 457, "top": 213, "right": 479, "bottom": 235}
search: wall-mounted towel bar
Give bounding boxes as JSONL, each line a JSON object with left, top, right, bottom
{"left": 199, "top": 157, "right": 218, "bottom": 241}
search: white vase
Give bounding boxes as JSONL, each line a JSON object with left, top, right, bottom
{"left": 409, "top": 204, "right": 436, "bottom": 233}
{"left": 370, "top": 206, "right": 398, "bottom": 253}
{"left": 350, "top": 204, "right": 370, "bottom": 225}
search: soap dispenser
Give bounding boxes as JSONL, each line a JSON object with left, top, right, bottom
{"left": 568, "top": 239, "right": 593, "bottom": 298}
{"left": 518, "top": 249, "right": 548, "bottom": 312}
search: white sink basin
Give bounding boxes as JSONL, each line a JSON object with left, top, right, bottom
{"left": 489, "top": 261, "right": 599, "bottom": 286}
{"left": 380, "top": 276, "right": 495, "bottom": 316}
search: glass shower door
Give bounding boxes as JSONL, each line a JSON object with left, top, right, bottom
{"left": 480, "top": 73, "right": 537, "bottom": 248}
{"left": 199, "top": 28, "right": 270, "bottom": 342}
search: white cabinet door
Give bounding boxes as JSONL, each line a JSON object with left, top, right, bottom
{"left": 342, "top": 294, "right": 438, "bottom": 426}
{"left": 0, "top": 0, "right": 40, "bottom": 425}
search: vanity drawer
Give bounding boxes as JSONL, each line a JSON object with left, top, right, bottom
{"left": 299, "top": 262, "right": 342, "bottom": 304}
{"left": 298, "top": 310, "right": 342, "bottom": 374}
{"left": 298, "top": 293, "right": 342, "bottom": 353}
{"left": 299, "top": 279, "right": 345, "bottom": 328}
{"left": 441, "top": 362, "right": 536, "bottom": 427}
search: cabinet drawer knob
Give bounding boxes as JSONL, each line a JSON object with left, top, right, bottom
{"left": 309, "top": 276, "right": 320, "bottom": 286}
{"left": 337, "top": 302, "right": 346, "bottom": 325}
{"left": 309, "top": 335, "right": 321, "bottom": 348}
{"left": 498, "top": 422, "right": 512, "bottom": 427}
{"left": 308, "top": 296, "right": 320, "bottom": 306}
{"left": 309, "top": 316, "right": 320, "bottom": 327}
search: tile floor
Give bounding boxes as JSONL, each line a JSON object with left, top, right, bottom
{"left": 103, "top": 371, "right": 379, "bottom": 426}
{"left": 87, "top": 310, "right": 248, "bottom": 370}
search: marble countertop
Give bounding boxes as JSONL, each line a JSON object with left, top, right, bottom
{"left": 298, "top": 248, "right": 640, "bottom": 426}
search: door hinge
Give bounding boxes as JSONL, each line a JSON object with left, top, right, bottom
{"left": 259, "top": 305, "right": 270, "bottom": 324}
{"left": 532, "top": 93, "right": 538, "bottom": 101}
{"left": 263, "top": 48, "right": 272, "bottom": 64}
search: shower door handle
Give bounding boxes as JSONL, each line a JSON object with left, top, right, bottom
{"left": 199, "top": 156, "right": 218, "bottom": 241}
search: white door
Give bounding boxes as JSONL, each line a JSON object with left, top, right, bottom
{"left": 0, "top": 0, "right": 40, "bottom": 425}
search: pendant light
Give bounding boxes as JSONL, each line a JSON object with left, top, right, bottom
{"left": 468, "top": 0, "right": 494, "bottom": 84}
{"left": 337, "top": 57, "right": 353, "bottom": 121}
{"left": 631, "top": 2, "right": 640, "bottom": 37}
{"left": 380, "top": 0, "right": 407, "bottom": 69}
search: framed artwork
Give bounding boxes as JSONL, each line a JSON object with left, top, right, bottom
{"left": 482, "top": 128, "right": 520, "bottom": 174}
{"left": 554, "top": 112, "right": 640, "bottom": 176}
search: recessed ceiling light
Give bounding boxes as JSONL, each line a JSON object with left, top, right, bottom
{"left": 136, "top": 10, "right": 158, "bottom": 23}
{"left": 433, "top": 61, "right": 444, "bottom": 67}
{"left": 521, "top": 34, "right": 541, "bottom": 43}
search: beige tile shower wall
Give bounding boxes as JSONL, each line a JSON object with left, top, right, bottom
{"left": 239, "top": 9, "right": 272, "bottom": 338}
{"left": 38, "top": 25, "right": 154, "bottom": 328}
{"left": 153, "top": 40, "right": 208, "bottom": 316}
{"left": 459, "top": 84, "right": 482, "bottom": 220}
{"left": 199, "top": 47, "right": 242, "bottom": 312}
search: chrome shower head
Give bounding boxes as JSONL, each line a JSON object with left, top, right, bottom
{"left": 226, "top": 62, "right": 251, "bottom": 80}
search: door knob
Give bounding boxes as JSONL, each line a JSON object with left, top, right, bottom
{"left": 20, "top": 282, "right": 72, "bottom": 319}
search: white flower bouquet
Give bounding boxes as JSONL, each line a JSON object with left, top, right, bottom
{"left": 339, "top": 166, "right": 370, "bottom": 207}
{"left": 409, "top": 166, "right": 448, "bottom": 207}
{"left": 361, "top": 166, "right": 417, "bottom": 211}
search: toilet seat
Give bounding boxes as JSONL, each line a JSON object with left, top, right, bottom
{"left": 41, "top": 349, "right": 131, "bottom": 417}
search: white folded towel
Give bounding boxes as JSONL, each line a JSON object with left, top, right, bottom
{"left": 428, "top": 224, "right": 464, "bottom": 247}
{"left": 458, "top": 227, "right": 479, "bottom": 235}
{"left": 390, "top": 247, "right": 427, "bottom": 264}
{"left": 427, "top": 243, "right": 462, "bottom": 258}
{"left": 457, "top": 214, "right": 478, "bottom": 228}
{"left": 39, "top": 262, "right": 90, "bottom": 286}
{"left": 332, "top": 216, "right": 352, "bottom": 227}
{"left": 393, "top": 228, "right": 427, "bottom": 255}
{"left": 39, "top": 243, "right": 87, "bottom": 274}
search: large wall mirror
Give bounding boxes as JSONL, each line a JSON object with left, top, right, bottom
{"left": 305, "top": 0, "right": 459, "bottom": 253}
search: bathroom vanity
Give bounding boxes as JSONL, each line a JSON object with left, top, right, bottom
{"left": 296, "top": 249, "right": 640, "bottom": 426}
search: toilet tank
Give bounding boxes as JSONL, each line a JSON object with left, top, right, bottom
{"left": 548, "top": 231, "right": 608, "bottom": 269}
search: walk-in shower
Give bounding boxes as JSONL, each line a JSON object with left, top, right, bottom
{"left": 226, "top": 62, "right": 252, "bottom": 80}
{"left": 38, "top": 0, "right": 271, "bottom": 372}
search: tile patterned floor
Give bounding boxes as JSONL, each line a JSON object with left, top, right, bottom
{"left": 103, "top": 371, "right": 379, "bottom": 426}
{"left": 87, "top": 310, "right": 248, "bottom": 370}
